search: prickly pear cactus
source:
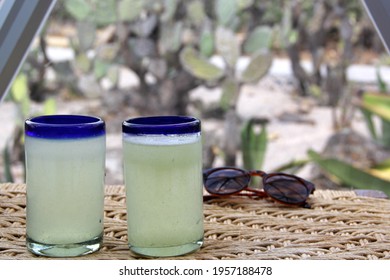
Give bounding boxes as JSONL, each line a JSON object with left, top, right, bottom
{"left": 241, "top": 51, "right": 273, "bottom": 84}
{"left": 180, "top": 47, "right": 225, "bottom": 82}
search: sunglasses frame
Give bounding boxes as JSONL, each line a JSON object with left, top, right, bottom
{"left": 203, "top": 167, "right": 315, "bottom": 208}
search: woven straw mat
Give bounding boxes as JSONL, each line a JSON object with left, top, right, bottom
{"left": 1, "top": 183, "right": 390, "bottom": 260}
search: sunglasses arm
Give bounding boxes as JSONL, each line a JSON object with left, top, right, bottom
{"left": 203, "top": 190, "right": 268, "bottom": 201}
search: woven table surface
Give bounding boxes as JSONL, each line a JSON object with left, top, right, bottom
{"left": 1, "top": 183, "right": 390, "bottom": 260}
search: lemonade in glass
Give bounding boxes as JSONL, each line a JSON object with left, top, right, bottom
{"left": 122, "top": 116, "right": 204, "bottom": 257}
{"left": 25, "top": 115, "right": 105, "bottom": 257}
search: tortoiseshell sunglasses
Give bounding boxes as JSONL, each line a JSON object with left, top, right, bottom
{"left": 203, "top": 167, "right": 315, "bottom": 208}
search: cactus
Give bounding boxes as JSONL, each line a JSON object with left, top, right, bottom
{"left": 236, "top": 0, "right": 254, "bottom": 11}
{"left": 60, "top": 0, "right": 276, "bottom": 166}
{"left": 65, "top": 0, "right": 117, "bottom": 25}
{"left": 64, "top": 0, "right": 91, "bottom": 21}
{"left": 4, "top": 0, "right": 383, "bottom": 183}
{"left": 93, "top": 1, "right": 117, "bottom": 26}
{"left": 216, "top": 25, "right": 273, "bottom": 111}
{"left": 76, "top": 21, "right": 96, "bottom": 52}
{"left": 215, "top": 26, "right": 240, "bottom": 68}
{"left": 118, "top": 0, "right": 145, "bottom": 22}
{"left": 243, "top": 26, "right": 273, "bottom": 55}
{"left": 74, "top": 53, "right": 91, "bottom": 74}
{"left": 241, "top": 51, "right": 273, "bottom": 84}
{"left": 159, "top": 21, "right": 183, "bottom": 55}
{"left": 161, "top": 0, "right": 179, "bottom": 22}
{"left": 199, "top": 28, "right": 214, "bottom": 58}
{"left": 61, "top": 0, "right": 276, "bottom": 111}
{"left": 188, "top": 1, "right": 206, "bottom": 27}
{"left": 180, "top": 47, "right": 225, "bottom": 82}
{"left": 215, "top": 0, "right": 237, "bottom": 26}
{"left": 241, "top": 118, "right": 268, "bottom": 171}
{"left": 220, "top": 80, "right": 239, "bottom": 111}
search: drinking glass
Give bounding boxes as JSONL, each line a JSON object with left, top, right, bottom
{"left": 25, "top": 115, "right": 105, "bottom": 257}
{"left": 122, "top": 116, "right": 204, "bottom": 257}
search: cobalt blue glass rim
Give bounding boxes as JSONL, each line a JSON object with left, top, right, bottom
{"left": 25, "top": 115, "right": 105, "bottom": 139}
{"left": 122, "top": 116, "right": 201, "bottom": 135}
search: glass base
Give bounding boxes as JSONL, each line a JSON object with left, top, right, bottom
{"left": 129, "top": 239, "right": 203, "bottom": 257}
{"left": 26, "top": 234, "right": 103, "bottom": 257}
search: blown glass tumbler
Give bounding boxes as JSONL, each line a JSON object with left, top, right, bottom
{"left": 122, "top": 116, "right": 204, "bottom": 257}
{"left": 25, "top": 115, "right": 106, "bottom": 257}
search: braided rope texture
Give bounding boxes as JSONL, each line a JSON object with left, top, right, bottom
{"left": 1, "top": 183, "right": 390, "bottom": 260}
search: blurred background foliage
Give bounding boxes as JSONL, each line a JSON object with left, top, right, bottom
{"left": 1, "top": 0, "right": 390, "bottom": 194}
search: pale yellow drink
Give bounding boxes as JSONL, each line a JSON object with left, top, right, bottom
{"left": 25, "top": 135, "right": 105, "bottom": 256}
{"left": 123, "top": 133, "right": 204, "bottom": 256}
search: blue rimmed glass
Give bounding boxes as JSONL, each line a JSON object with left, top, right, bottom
{"left": 25, "top": 115, "right": 106, "bottom": 257}
{"left": 122, "top": 116, "right": 204, "bottom": 257}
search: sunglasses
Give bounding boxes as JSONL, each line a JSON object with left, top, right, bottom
{"left": 203, "top": 167, "right": 315, "bottom": 208}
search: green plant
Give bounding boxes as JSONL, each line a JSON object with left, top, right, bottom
{"left": 358, "top": 92, "right": 390, "bottom": 148}
{"left": 309, "top": 150, "right": 390, "bottom": 195}
{"left": 62, "top": 0, "right": 274, "bottom": 114}
{"left": 1, "top": 143, "right": 13, "bottom": 183}
{"left": 271, "top": 158, "right": 311, "bottom": 174}
{"left": 307, "top": 90, "right": 390, "bottom": 193}
{"left": 240, "top": 118, "right": 268, "bottom": 187}
{"left": 241, "top": 118, "right": 268, "bottom": 171}
{"left": 283, "top": 0, "right": 360, "bottom": 93}
{"left": 376, "top": 67, "right": 388, "bottom": 93}
{"left": 2, "top": 73, "right": 57, "bottom": 183}
{"left": 1, "top": 20, "right": 58, "bottom": 182}
{"left": 281, "top": 0, "right": 378, "bottom": 132}
{"left": 62, "top": 0, "right": 275, "bottom": 166}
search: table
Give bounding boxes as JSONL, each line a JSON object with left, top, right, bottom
{"left": 1, "top": 183, "right": 390, "bottom": 259}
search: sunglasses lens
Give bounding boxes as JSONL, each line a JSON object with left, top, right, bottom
{"left": 264, "top": 175, "right": 309, "bottom": 205}
{"left": 204, "top": 168, "right": 250, "bottom": 195}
